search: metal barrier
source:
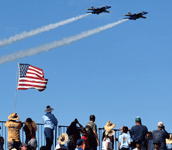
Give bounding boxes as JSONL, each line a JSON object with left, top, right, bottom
{"left": 0, "top": 121, "right": 57, "bottom": 150}
{"left": 58, "top": 126, "right": 121, "bottom": 150}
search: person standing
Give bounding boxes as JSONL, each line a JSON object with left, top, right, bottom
{"left": 5, "top": 113, "right": 23, "bottom": 150}
{"left": 152, "top": 122, "right": 169, "bottom": 150}
{"left": 85, "top": 115, "right": 99, "bottom": 150}
{"left": 102, "top": 121, "right": 116, "bottom": 150}
{"left": 42, "top": 105, "right": 58, "bottom": 150}
{"left": 66, "top": 119, "right": 81, "bottom": 150}
{"left": 23, "top": 118, "right": 37, "bottom": 150}
{"left": 118, "top": 126, "right": 131, "bottom": 150}
{"left": 130, "top": 116, "right": 148, "bottom": 150}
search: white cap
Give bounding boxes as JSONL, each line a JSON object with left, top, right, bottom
{"left": 158, "top": 121, "right": 164, "bottom": 127}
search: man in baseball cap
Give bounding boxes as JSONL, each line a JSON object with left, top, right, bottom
{"left": 152, "top": 122, "right": 170, "bottom": 150}
{"left": 130, "top": 116, "right": 148, "bottom": 150}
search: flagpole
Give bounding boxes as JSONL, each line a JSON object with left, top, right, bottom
{"left": 14, "top": 63, "right": 19, "bottom": 113}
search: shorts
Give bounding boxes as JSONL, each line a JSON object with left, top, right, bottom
{"left": 25, "top": 138, "right": 37, "bottom": 148}
{"left": 8, "top": 141, "right": 21, "bottom": 150}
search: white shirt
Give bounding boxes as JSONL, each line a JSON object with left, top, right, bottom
{"left": 102, "top": 137, "right": 112, "bottom": 150}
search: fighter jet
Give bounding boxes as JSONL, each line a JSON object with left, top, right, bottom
{"left": 86, "top": 5, "right": 111, "bottom": 14}
{"left": 124, "top": 11, "right": 148, "bottom": 20}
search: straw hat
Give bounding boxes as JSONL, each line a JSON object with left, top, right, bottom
{"left": 58, "top": 133, "right": 68, "bottom": 145}
{"left": 104, "top": 121, "right": 116, "bottom": 136}
{"left": 44, "top": 105, "right": 54, "bottom": 112}
{"left": 166, "top": 135, "right": 172, "bottom": 144}
{"left": 8, "top": 113, "right": 19, "bottom": 121}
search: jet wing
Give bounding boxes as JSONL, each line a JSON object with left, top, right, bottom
{"left": 86, "top": 8, "right": 93, "bottom": 10}
{"left": 140, "top": 16, "right": 147, "bottom": 19}
{"left": 124, "top": 12, "right": 132, "bottom": 16}
{"left": 104, "top": 10, "right": 111, "bottom": 13}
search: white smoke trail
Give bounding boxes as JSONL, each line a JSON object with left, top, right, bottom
{"left": 0, "top": 14, "right": 90, "bottom": 47}
{"left": 0, "top": 19, "right": 127, "bottom": 66}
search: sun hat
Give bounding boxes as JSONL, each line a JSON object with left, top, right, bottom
{"left": 104, "top": 121, "right": 116, "bottom": 136}
{"left": 135, "top": 116, "right": 141, "bottom": 122}
{"left": 44, "top": 105, "right": 54, "bottom": 112}
{"left": 58, "top": 133, "right": 68, "bottom": 145}
{"left": 157, "top": 122, "right": 164, "bottom": 128}
{"left": 166, "top": 135, "right": 172, "bottom": 144}
{"left": 8, "top": 113, "right": 19, "bottom": 121}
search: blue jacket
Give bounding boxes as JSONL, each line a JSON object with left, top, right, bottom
{"left": 42, "top": 112, "right": 58, "bottom": 129}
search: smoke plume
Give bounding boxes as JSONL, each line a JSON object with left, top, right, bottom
{"left": 0, "top": 14, "right": 90, "bottom": 47}
{"left": 0, "top": 19, "right": 127, "bottom": 65}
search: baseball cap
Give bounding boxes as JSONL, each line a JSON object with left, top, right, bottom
{"left": 158, "top": 122, "right": 164, "bottom": 127}
{"left": 76, "top": 139, "right": 84, "bottom": 146}
{"left": 135, "top": 116, "right": 141, "bottom": 122}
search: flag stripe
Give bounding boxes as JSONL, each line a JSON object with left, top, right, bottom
{"left": 19, "top": 79, "right": 47, "bottom": 84}
{"left": 30, "top": 65, "right": 43, "bottom": 73}
{"left": 24, "top": 75, "right": 46, "bottom": 80}
{"left": 18, "top": 87, "right": 44, "bottom": 90}
{"left": 18, "top": 82, "right": 46, "bottom": 86}
{"left": 19, "top": 78, "right": 47, "bottom": 82}
{"left": 18, "top": 84, "right": 46, "bottom": 88}
{"left": 27, "top": 69, "right": 43, "bottom": 77}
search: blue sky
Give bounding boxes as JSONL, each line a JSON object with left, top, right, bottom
{"left": 0, "top": 0, "right": 172, "bottom": 135}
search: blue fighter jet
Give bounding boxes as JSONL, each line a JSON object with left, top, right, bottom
{"left": 86, "top": 5, "right": 111, "bottom": 14}
{"left": 124, "top": 11, "right": 148, "bottom": 20}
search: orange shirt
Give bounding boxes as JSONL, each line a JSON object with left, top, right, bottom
{"left": 5, "top": 120, "right": 23, "bottom": 142}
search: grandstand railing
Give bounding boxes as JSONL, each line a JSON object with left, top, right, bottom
{"left": 0, "top": 122, "right": 121, "bottom": 150}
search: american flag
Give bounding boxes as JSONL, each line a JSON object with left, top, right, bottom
{"left": 17, "top": 64, "right": 48, "bottom": 91}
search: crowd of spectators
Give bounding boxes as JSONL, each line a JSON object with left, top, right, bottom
{"left": 1, "top": 106, "right": 172, "bottom": 150}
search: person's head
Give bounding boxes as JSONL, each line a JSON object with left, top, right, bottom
{"left": 157, "top": 122, "right": 164, "bottom": 130}
{"left": 58, "top": 133, "right": 68, "bottom": 146}
{"left": 89, "top": 115, "right": 95, "bottom": 122}
{"left": 44, "top": 105, "right": 54, "bottom": 113}
{"left": 8, "top": 113, "right": 19, "bottom": 121}
{"left": 135, "top": 116, "right": 141, "bottom": 125}
{"left": 20, "top": 143, "right": 28, "bottom": 150}
{"left": 40, "top": 146, "right": 48, "bottom": 150}
{"left": 76, "top": 139, "right": 84, "bottom": 148}
{"left": 26, "top": 118, "right": 32, "bottom": 123}
{"left": 153, "top": 141, "right": 161, "bottom": 150}
{"left": 122, "top": 126, "right": 128, "bottom": 133}
{"left": 135, "top": 140, "right": 142, "bottom": 150}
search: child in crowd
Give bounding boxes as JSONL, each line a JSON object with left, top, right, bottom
{"left": 40, "top": 146, "right": 48, "bottom": 150}
{"left": 55, "top": 133, "right": 68, "bottom": 150}
{"left": 81, "top": 128, "right": 87, "bottom": 150}
{"left": 75, "top": 139, "right": 84, "bottom": 150}
{"left": 153, "top": 141, "right": 161, "bottom": 150}
{"left": 118, "top": 126, "right": 131, "bottom": 150}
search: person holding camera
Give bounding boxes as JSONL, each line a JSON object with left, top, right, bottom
{"left": 152, "top": 122, "right": 170, "bottom": 150}
{"left": 5, "top": 113, "right": 23, "bottom": 150}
